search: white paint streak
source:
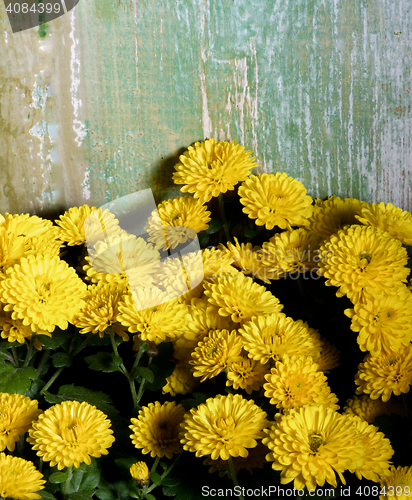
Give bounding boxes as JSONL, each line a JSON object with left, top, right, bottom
{"left": 199, "top": 1, "right": 212, "bottom": 138}
{"left": 234, "top": 56, "right": 248, "bottom": 145}
{"left": 70, "top": 11, "right": 88, "bottom": 148}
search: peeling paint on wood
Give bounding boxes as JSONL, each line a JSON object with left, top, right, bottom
{"left": 0, "top": 0, "right": 411, "bottom": 215}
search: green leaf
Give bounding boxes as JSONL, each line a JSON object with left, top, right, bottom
{"left": 95, "top": 489, "right": 116, "bottom": 500}
{"left": 39, "top": 329, "right": 69, "bottom": 350}
{"left": 0, "top": 348, "right": 14, "bottom": 361}
{"left": 52, "top": 352, "right": 73, "bottom": 368}
{"left": 67, "top": 494, "right": 92, "bottom": 500}
{"left": 180, "top": 392, "right": 209, "bottom": 410}
{"left": 198, "top": 233, "right": 209, "bottom": 248}
{"left": 44, "top": 384, "right": 119, "bottom": 421}
{"left": 145, "top": 495, "right": 156, "bottom": 500}
{"left": 0, "top": 363, "right": 37, "bottom": 394}
{"left": 48, "top": 471, "right": 69, "bottom": 484}
{"left": 133, "top": 366, "right": 154, "bottom": 383}
{"left": 161, "top": 478, "right": 180, "bottom": 487}
{"left": 244, "top": 228, "right": 258, "bottom": 238}
{"left": 162, "top": 486, "right": 177, "bottom": 497}
{"left": 145, "top": 342, "right": 175, "bottom": 392}
{"left": 38, "top": 492, "right": 59, "bottom": 500}
{"left": 78, "top": 470, "right": 101, "bottom": 494}
{"left": 150, "top": 472, "right": 162, "bottom": 486}
{"left": 205, "top": 219, "right": 223, "bottom": 234}
{"left": 26, "top": 378, "right": 46, "bottom": 399}
{"left": 84, "top": 352, "right": 123, "bottom": 372}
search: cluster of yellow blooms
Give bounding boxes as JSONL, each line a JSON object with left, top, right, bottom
{"left": 0, "top": 138, "right": 411, "bottom": 499}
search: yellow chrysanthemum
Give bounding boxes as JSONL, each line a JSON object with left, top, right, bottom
{"left": 238, "top": 313, "right": 323, "bottom": 365}
{"left": 117, "top": 287, "right": 188, "bottom": 344}
{"left": 220, "top": 237, "right": 276, "bottom": 284}
{"left": 226, "top": 354, "right": 268, "bottom": 394}
{"left": 173, "top": 139, "right": 258, "bottom": 203}
{"left": 190, "top": 329, "right": 243, "bottom": 381}
{"left": 356, "top": 202, "right": 412, "bottom": 246}
{"left": 180, "top": 393, "right": 268, "bottom": 461}
{"left": 0, "top": 226, "right": 26, "bottom": 277}
{"left": 0, "top": 254, "right": 87, "bottom": 333}
{"left": 84, "top": 233, "right": 160, "bottom": 288}
{"left": 203, "top": 272, "right": 283, "bottom": 324}
{"left": 261, "top": 228, "right": 322, "bottom": 278}
{"left": 306, "top": 196, "right": 367, "bottom": 239}
{"left": 162, "top": 360, "right": 199, "bottom": 396}
{"left": 130, "top": 401, "right": 185, "bottom": 459}
{"left": 0, "top": 452, "right": 45, "bottom": 500}
{"left": 153, "top": 247, "right": 235, "bottom": 304}
{"left": 73, "top": 281, "right": 129, "bottom": 340}
{"left": 145, "top": 195, "right": 211, "bottom": 250}
{"left": 173, "top": 296, "right": 237, "bottom": 362}
{"left": 263, "top": 404, "right": 366, "bottom": 490}
{"left": 130, "top": 461, "right": 149, "bottom": 484}
{"left": 56, "top": 205, "right": 121, "bottom": 247}
{"left": 238, "top": 172, "right": 313, "bottom": 230}
{"left": 28, "top": 401, "right": 115, "bottom": 470}
{"left": 0, "top": 394, "right": 42, "bottom": 452}
{"left": 355, "top": 344, "right": 412, "bottom": 402}
{"left": 343, "top": 395, "right": 406, "bottom": 424}
{"left": 0, "top": 308, "right": 40, "bottom": 344}
{"left": 344, "top": 287, "right": 412, "bottom": 356}
{"left": 347, "top": 415, "right": 393, "bottom": 482}
{"left": 379, "top": 466, "right": 412, "bottom": 500}
{"left": 263, "top": 355, "right": 339, "bottom": 410}
{"left": 318, "top": 225, "right": 410, "bottom": 303}
{"left": 23, "top": 230, "right": 63, "bottom": 258}
{"left": 203, "top": 441, "right": 268, "bottom": 477}
{"left": 313, "top": 338, "right": 341, "bottom": 372}
{"left": 1, "top": 213, "right": 54, "bottom": 240}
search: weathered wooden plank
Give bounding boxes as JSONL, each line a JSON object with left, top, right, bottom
{"left": 0, "top": 0, "right": 411, "bottom": 215}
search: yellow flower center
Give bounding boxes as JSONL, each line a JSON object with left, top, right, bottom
{"left": 61, "top": 421, "right": 81, "bottom": 444}
{"left": 309, "top": 433, "right": 323, "bottom": 454}
{"left": 154, "top": 421, "right": 176, "bottom": 448}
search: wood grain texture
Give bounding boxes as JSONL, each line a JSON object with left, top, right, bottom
{"left": 1, "top": 0, "right": 411, "bottom": 215}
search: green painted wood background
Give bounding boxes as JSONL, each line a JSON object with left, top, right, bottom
{"left": 0, "top": 0, "right": 411, "bottom": 215}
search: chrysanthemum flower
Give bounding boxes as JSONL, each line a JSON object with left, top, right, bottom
{"left": 343, "top": 395, "right": 406, "bottom": 424}
{"left": 24, "top": 230, "right": 63, "bottom": 258}
{"left": 0, "top": 452, "right": 45, "bottom": 500}
{"left": 238, "top": 313, "right": 323, "bottom": 365}
{"left": 263, "top": 355, "right": 339, "bottom": 410}
{"left": 263, "top": 404, "right": 366, "bottom": 490}
{"left": 305, "top": 196, "right": 367, "bottom": 239}
{"left": 56, "top": 205, "right": 121, "bottom": 247}
{"left": 190, "top": 329, "right": 243, "bottom": 382}
{"left": 173, "top": 296, "right": 237, "bottom": 362}
{"left": 0, "top": 254, "right": 87, "bottom": 333}
{"left": 238, "top": 173, "right": 313, "bottom": 230}
{"left": 0, "top": 308, "right": 37, "bottom": 344}
{"left": 73, "top": 281, "right": 129, "bottom": 340}
{"left": 220, "top": 237, "right": 276, "bottom": 283}
{"left": 28, "top": 401, "right": 115, "bottom": 470}
{"left": 130, "top": 461, "right": 149, "bottom": 485}
{"left": 162, "top": 360, "right": 199, "bottom": 396}
{"left": 0, "top": 226, "right": 26, "bottom": 277}
{"left": 379, "top": 466, "right": 412, "bottom": 500}
{"left": 130, "top": 401, "right": 185, "bottom": 459}
{"left": 172, "top": 139, "right": 258, "bottom": 203}
{"left": 313, "top": 338, "right": 341, "bottom": 372}
{"left": 145, "top": 195, "right": 211, "bottom": 250}
{"left": 203, "top": 272, "right": 283, "bottom": 323}
{"left": 318, "top": 225, "right": 410, "bottom": 303}
{"left": 2, "top": 213, "right": 54, "bottom": 240}
{"left": 356, "top": 202, "right": 412, "bottom": 246}
{"left": 153, "top": 247, "right": 235, "bottom": 304}
{"left": 261, "top": 228, "right": 322, "bottom": 278}
{"left": 344, "top": 287, "right": 412, "bottom": 356}
{"left": 180, "top": 393, "right": 268, "bottom": 461}
{"left": 84, "top": 233, "right": 160, "bottom": 288}
{"left": 347, "top": 415, "right": 393, "bottom": 482}
{"left": 117, "top": 287, "right": 188, "bottom": 343}
{"left": 226, "top": 355, "right": 268, "bottom": 394}
{"left": 355, "top": 344, "right": 412, "bottom": 401}
{"left": 203, "top": 441, "right": 268, "bottom": 477}
{"left": 0, "top": 394, "right": 42, "bottom": 452}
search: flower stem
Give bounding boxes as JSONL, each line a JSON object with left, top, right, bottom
{"left": 11, "top": 347, "right": 21, "bottom": 368}
{"left": 64, "top": 465, "right": 73, "bottom": 496}
{"left": 40, "top": 367, "right": 64, "bottom": 395}
{"left": 35, "top": 350, "right": 50, "bottom": 378}
{"left": 228, "top": 455, "right": 244, "bottom": 500}
{"left": 23, "top": 336, "right": 35, "bottom": 367}
{"left": 145, "top": 453, "right": 182, "bottom": 495}
{"left": 218, "top": 193, "right": 231, "bottom": 243}
{"left": 135, "top": 356, "right": 153, "bottom": 407}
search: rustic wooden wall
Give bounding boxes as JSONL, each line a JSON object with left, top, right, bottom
{"left": 1, "top": 0, "right": 411, "bottom": 216}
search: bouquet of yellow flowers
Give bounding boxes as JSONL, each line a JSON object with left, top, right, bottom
{"left": 0, "top": 138, "right": 411, "bottom": 500}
